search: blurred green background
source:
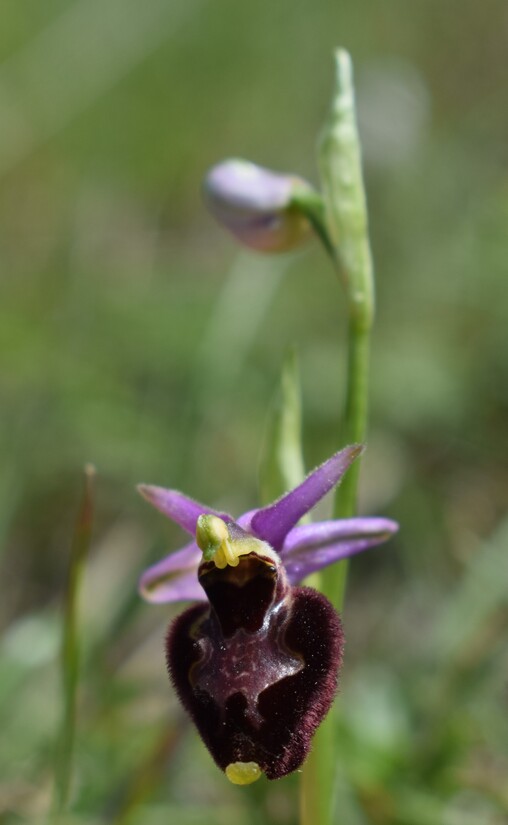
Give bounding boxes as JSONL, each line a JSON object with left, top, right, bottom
{"left": 1, "top": 0, "right": 507, "bottom": 823}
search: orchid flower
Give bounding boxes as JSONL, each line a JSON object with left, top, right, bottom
{"left": 138, "top": 445, "right": 398, "bottom": 784}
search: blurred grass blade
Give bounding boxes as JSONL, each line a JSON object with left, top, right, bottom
{"left": 0, "top": 0, "right": 204, "bottom": 176}
{"left": 434, "top": 517, "right": 508, "bottom": 661}
{"left": 258, "top": 349, "right": 306, "bottom": 506}
{"left": 185, "top": 252, "right": 288, "bottom": 486}
{"left": 195, "top": 253, "right": 288, "bottom": 392}
{"left": 113, "top": 721, "right": 188, "bottom": 825}
{"left": 51, "top": 464, "right": 96, "bottom": 820}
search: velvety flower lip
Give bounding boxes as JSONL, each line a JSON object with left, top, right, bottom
{"left": 167, "top": 517, "right": 345, "bottom": 781}
{"left": 138, "top": 444, "right": 398, "bottom": 604}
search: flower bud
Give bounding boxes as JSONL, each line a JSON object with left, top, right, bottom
{"left": 203, "top": 159, "right": 315, "bottom": 253}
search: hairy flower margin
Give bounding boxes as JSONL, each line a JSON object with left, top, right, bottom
{"left": 139, "top": 445, "right": 397, "bottom": 605}
{"left": 138, "top": 446, "right": 398, "bottom": 784}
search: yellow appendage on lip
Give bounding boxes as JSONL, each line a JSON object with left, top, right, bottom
{"left": 225, "top": 761, "right": 262, "bottom": 785}
{"left": 196, "top": 514, "right": 252, "bottom": 569}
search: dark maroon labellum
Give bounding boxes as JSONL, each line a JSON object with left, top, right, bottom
{"left": 166, "top": 523, "right": 343, "bottom": 782}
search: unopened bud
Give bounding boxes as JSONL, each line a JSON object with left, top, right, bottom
{"left": 203, "top": 159, "right": 315, "bottom": 253}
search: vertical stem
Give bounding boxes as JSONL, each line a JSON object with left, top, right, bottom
{"left": 51, "top": 465, "right": 95, "bottom": 822}
{"left": 319, "top": 45, "right": 375, "bottom": 604}
{"left": 300, "top": 49, "right": 374, "bottom": 825}
{"left": 299, "top": 716, "right": 336, "bottom": 825}
{"left": 335, "top": 317, "right": 370, "bottom": 516}
{"left": 327, "top": 316, "right": 371, "bottom": 606}
{"left": 300, "top": 320, "right": 370, "bottom": 825}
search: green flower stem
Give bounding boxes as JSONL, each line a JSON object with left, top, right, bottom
{"left": 51, "top": 465, "right": 95, "bottom": 822}
{"left": 320, "top": 46, "right": 374, "bottom": 598}
{"left": 329, "top": 315, "right": 371, "bottom": 602}
{"left": 290, "top": 187, "right": 335, "bottom": 259}
{"left": 300, "top": 49, "right": 374, "bottom": 825}
{"left": 299, "top": 713, "right": 336, "bottom": 825}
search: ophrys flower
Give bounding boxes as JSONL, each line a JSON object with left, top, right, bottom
{"left": 139, "top": 445, "right": 398, "bottom": 782}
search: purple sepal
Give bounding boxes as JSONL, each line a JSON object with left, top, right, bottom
{"left": 251, "top": 445, "right": 363, "bottom": 550}
{"left": 137, "top": 484, "right": 232, "bottom": 536}
{"left": 282, "top": 517, "right": 399, "bottom": 582}
{"left": 204, "top": 160, "right": 294, "bottom": 217}
{"left": 139, "top": 541, "right": 204, "bottom": 603}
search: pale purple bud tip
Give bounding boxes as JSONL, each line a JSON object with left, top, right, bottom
{"left": 203, "top": 159, "right": 314, "bottom": 253}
